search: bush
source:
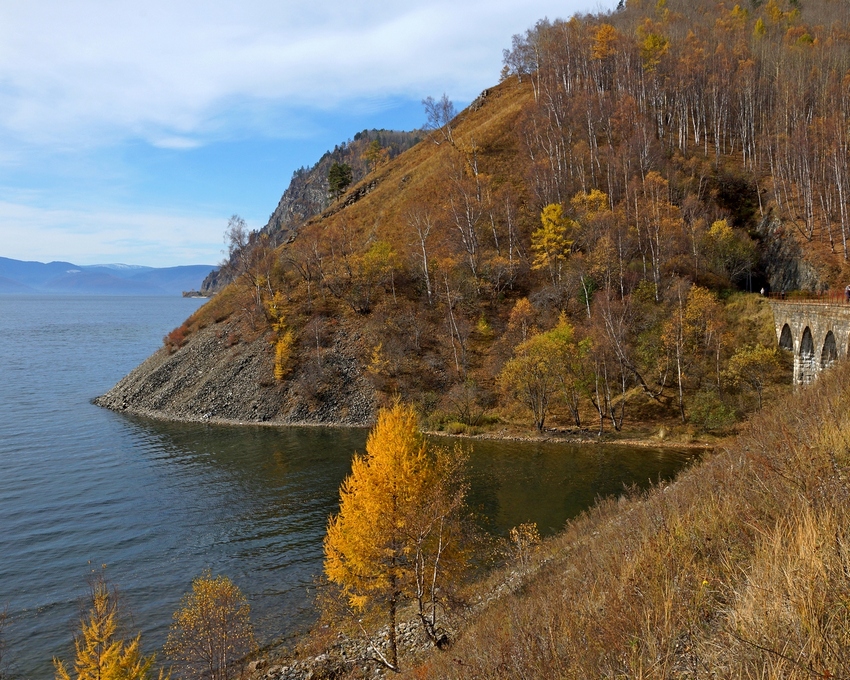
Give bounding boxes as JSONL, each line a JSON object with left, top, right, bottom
{"left": 688, "top": 388, "right": 737, "bottom": 431}
{"left": 163, "top": 325, "right": 188, "bottom": 353}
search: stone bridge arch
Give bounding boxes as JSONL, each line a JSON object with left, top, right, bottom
{"left": 800, "top": 327, "right": 816, "bottom": 384}
{"left": 822, "top": 331, "right": 838, "bottom": 369}
{"left": 768, "top": 301, "right": 850, "bottom": 384}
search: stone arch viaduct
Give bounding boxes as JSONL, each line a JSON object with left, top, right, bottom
{"left": 768, "top": 299, "right": 850, "bottom": 384}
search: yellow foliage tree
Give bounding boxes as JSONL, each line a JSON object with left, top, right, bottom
{"left": 591, "top": 24, "right": 619, "bottom": 60}
{"left": 323, "top": 401, "right": 468, "bottom": 671}
{"left": 570, "top": 188, "right": 609, "bottom": 216}
{"left": 662, "top": 284, "right": 724, "bottom": 422}
{"left": 499, "top": 332, "right": 559, "bottom": 432}
{"left": 164, "top": 571, "right": 255, "bottom": 680}
{"left": 273, "top": 330, "right": 295, "bottom": 381}
{"left": 506, "top": 297, "right": 536, "bottom": 344}
{"left": 531, "top": 203, "right": 574, "bottom": 286}
{"left": 54, "top": 577, "right": 163, "bottom": 680}
{"left": 500, "top": 316, "right": 589, "bottom": 431}
{"left": 724, "top": 343, "right": 782, "bottom": 410}
{"left": 265, "top": 292, "right": 295, "bottom": 381}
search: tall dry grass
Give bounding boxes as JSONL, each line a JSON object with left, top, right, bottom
{"left": 407, "top": 361, "right": 850, "bottom": 678}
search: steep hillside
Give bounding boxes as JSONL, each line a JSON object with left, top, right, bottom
{"left": 200, "top": 129, "right": 422, "bottom": 294}
{"left": 399, "top": 357, "right": 850, "bottom": 678}
{"left": 101, "top": 0, "right": 850, "bottom": 433}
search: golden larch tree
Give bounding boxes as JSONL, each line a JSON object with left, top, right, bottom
{"left": 323, "top": 401, "right": 468, "bottom": 671}
{"left": 531, "top": 203, "right": 574, "bottom": 286}
{"left": 54, "top": 576, "right": 162, "bottom": 680}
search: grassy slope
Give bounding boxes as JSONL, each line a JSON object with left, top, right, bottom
{"left": 404, "top": 361, "right": 850, "bottom": 678}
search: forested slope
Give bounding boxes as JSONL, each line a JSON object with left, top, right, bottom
{"left": 102, "top": 0, "right": 850, "bottom": 434}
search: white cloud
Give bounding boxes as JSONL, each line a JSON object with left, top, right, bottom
{"left": 0, "top": 201, "right": 223, "bottom": 267}
{"left": 151, "top": 136, "right": 203, "bottom": 150}
{"left": 0, "top": 0, "right": 607, "bottom": 148}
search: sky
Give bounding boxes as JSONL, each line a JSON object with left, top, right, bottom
{"left": 0, "top": 0, "right": 614, "bottom": 268}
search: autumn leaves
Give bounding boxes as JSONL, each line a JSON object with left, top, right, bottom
{"left": 53, "top": 571, "right": 255, "bottom": 680}
{"left": 323, "top": 401, "right": 468, "bottom": 672}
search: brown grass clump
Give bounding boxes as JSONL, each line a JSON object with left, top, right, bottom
{"left": 406, "top": 361, "right": 850, "bottom": 678}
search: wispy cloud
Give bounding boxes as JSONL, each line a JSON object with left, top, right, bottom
{"left": 0, "top": 201, "right": 222, "bottom": 267}
{"left": 0, "top": 0, "right": 607, "bottom": 148}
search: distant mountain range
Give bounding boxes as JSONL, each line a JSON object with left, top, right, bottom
{"left": 0, "top": 257, "right": 217, "bottom": 296}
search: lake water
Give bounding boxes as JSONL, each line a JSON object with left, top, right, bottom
{"left": 0, "top": 295, "right": 695, "bottom": 678}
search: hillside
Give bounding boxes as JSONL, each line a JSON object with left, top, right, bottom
{"left": 200, "top": 129, "right": 422, "bottom": 294}
{"left": 99, "top": 0, "right": 850, "bottom": 435}
{"left": 393, "top": 355, "right": 850, "bottom": 678}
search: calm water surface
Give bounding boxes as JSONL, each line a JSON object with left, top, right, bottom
{"left": 0, "top": 295, "right": 695, "bottom": 678}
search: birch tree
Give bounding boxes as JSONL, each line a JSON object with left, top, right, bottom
{"left": 164, "top": 572, "right": 255, "bottom": 680}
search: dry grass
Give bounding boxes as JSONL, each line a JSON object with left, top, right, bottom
{"left": 402, "top": 361, "right": 850, "bottom": 678}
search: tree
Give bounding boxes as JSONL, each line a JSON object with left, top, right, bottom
{"left": 362, "top": 139, "right": 389, "bottom": 172}
{"left": 223, "top": 215, "right": 275, "bottom": 310}
{"left": 702, "top": 219, "right": 757, "bottom": 285}
{"left": 662, "top": 283, "right": 724, "bottom": 422}
{"left": 724, "top": 343, "right": 782, "bottom": 409}
{"left": 546, "top": 314, "right": 591, "bottom": 428}
{"left": 505, "top": 298, "right": 537, "bottom": 346}
{"left": 531, "top": 203, "right": 574, "bottom": 286}
{"left": 264, "top": 292, "right": 295, "bottom": 381}
{"left": 323, "top": 401, "right": 468, "bottom": 671}
{"left": 499, "top": 332, "right": 560, "bottom": 431}
{"left": 54, "top": 575, "right": 163, "bottom": 680}
{"left": 164, "top": 571, "right": 255, "bottom": 680}
{"left": 328, "top": 162, "right": 353, "bottom": 200}
{"left": 422, "top": 94, "right": 457, "bottom": 146}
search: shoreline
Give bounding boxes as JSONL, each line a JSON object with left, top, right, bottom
{"left": 94, "top": 399, "right": 717, "bottom": 451}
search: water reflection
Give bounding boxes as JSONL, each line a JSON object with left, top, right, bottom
{"left": 119, "top": 417, "right": 370, "bottom": 647}
{"left": 50, "top": 415, "right": 698, "bottom": 667}
{"left": 457, "top": 438, "right": 696, "bottom": 536}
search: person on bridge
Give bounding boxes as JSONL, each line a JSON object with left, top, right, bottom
{"left": 845, "top": 284, "right": 850, "bottom": 302}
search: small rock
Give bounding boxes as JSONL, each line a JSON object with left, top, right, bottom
{"left": 248, "top": 659, "right": 267, "bottom": 673}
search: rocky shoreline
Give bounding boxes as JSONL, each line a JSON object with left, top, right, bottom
{"left": 245, "top": 559, "right": 551, "bottom": 680}
{"left": 95, "top": 316, "right": 377, "bottom": 427}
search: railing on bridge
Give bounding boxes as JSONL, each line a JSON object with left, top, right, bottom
{"left": 767, "top": 290, "right": 850, "bottom": 306}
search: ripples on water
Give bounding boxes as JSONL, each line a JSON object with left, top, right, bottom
{"left": 0, "top": 295, "right": 695, "bottom": 679}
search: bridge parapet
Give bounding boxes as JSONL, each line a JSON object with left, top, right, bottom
{"left": 767, "top": 300, "right": 850, "bottom": 383}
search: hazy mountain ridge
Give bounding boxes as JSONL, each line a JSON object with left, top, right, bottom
{"left": 0, "top": 257, "right": 216, "bottom": 295}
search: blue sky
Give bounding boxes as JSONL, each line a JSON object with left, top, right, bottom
{"left": 0, "top": 0, "right": 613, "bottom": 268}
